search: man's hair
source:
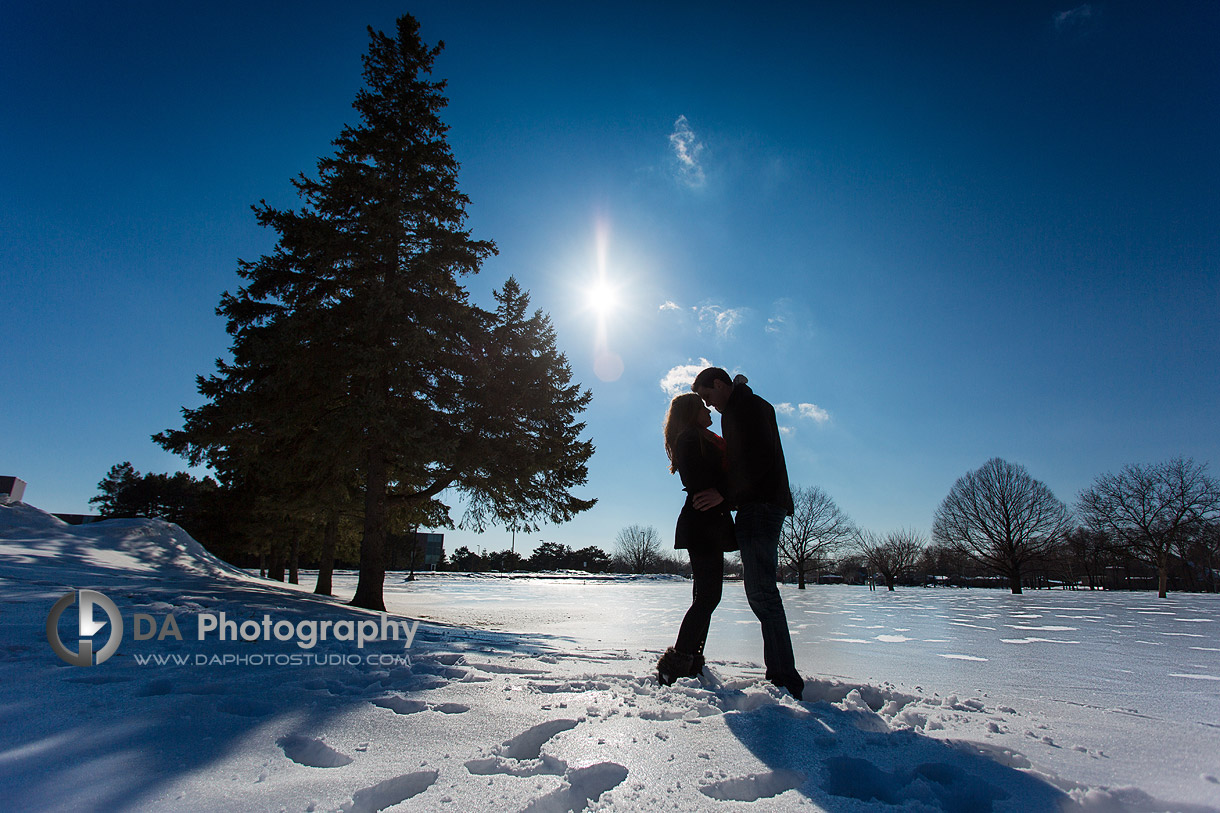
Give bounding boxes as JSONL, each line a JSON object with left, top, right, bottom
{"left": 692, "top": 366, "right": 732, "bottom": 391}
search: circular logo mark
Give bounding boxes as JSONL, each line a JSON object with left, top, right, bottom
{"left": 46, "top": 590, "right": 124, "bottom": 666}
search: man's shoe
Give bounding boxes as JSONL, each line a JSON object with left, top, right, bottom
{"left": 768, "top": 672, "right": 804, "bottom": 700}
{"left": 689, "top": 654, "right": 705, "bottom": 677}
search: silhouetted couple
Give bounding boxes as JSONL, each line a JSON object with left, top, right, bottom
{"left": 657, "top": 366, "right": 804, "bottom": 700}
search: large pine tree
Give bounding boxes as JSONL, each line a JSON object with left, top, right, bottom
{"left": 158, "top": 16, "right": 594, "bottom": 610}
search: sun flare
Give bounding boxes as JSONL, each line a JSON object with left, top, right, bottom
{"left": 586, "top": 279, "right": 618, "bottom": 317}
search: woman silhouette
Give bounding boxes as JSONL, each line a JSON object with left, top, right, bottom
{"left": 656, "top": 393, "right": 738, "bottom": 685}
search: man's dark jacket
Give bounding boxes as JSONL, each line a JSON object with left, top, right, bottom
{"left": 720, "top": 382, "right": 795, "bottom": 515}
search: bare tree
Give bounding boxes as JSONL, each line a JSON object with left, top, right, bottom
{"left": 932, "top": 457, "right": 1072, "bottom": 594}
{"left": 856, "top": 528, "right": 926, "bottom": 591}
{"left": 1062, "top": 527, "right": 1111, "bottom": 590}
{"left": 780, "top": 486, "right": 855, "bottom": 588}
{"left": 1193, "top": 521, "right": 1220, "bottom": 593}
{"left": 1077, "top": 457, "right": 1220, "bottom": 598}
{"left": 614, "top": 524, "right": 663, "bottom": 574}
{"left": 915, "top": 541, "right": 968, "bottom": 585}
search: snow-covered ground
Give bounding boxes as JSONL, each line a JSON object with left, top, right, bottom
{"left": 2, "top": 502, "right": 1218, "bottom": 812}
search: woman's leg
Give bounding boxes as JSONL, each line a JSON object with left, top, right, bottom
{"left": 674, "top": 548, "right": 725, "bottom": 657}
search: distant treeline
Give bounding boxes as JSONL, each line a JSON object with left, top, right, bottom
{"left": 91, "top": 455, "right": 1219, "bottom": 596}
{"left": 89, "top": 463, "right": 626, "bottom": 580}
{"left": 445, "top": 542, "right": 612, "bottom": 574}
{"left": 770, "top": 457, "right": 1219, "bottom": 596}
{"left": 798, "top": 530, "right": 1217, "bottom": 594}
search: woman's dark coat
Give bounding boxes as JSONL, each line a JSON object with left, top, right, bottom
{"left": 672, "top": 427, "right": 738, "bottom": 553}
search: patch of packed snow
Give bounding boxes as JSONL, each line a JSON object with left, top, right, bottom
{"left": 2, "top": 502, "right": 1219, "bottom": 812}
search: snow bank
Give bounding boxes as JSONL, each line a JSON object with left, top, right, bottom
{"left": 0, "top": 502, "right": 252, "bottom": 582}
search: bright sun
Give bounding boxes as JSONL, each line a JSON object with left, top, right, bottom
{"left": 587, "top": 279, "right": 618, "bottom": 317}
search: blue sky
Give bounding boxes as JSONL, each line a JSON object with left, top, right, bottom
{"left": 3, "top": 1, "right": 1217, "bottom": 558}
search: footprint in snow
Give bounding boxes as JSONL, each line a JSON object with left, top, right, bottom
{"left": 462, "top": 661, "right": 548, "bottom": 676}
{"left": 822, "top": 756, "right": 1007, "bottom": 812}
{"left": 342, "top": 769, "right": 438, "bottom": 813}
{"left": 497, "top": 719, "right": 581, "bottom": 760}
{"left": 531, "top": 680, "right": 612, "bottom": 694}
{"left": 371, "top": 696, "right": 428, "bottom": 715}
{"left": 411, "top": 662, "right": 469, "bottom": 680}
{"left": 519, "top": 761, "right": 628, "bottom": 813}
{"left": 370, "top": 696, "right": 468, "bottom": 715}
{"left": 465, "top": 719, "right": 579, "bottom": 777}
{"left": 699, "top": 769, "right": 806, "bottom": 802}
{"left": 277, "top": 734, "right": 353, "bottom": 768}
{"left": 429, "top": 652, "right": 465, "bottom": 666}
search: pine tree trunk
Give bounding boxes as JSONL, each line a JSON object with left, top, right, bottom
{"left": 352, "top": 445, "right": 388, "bottom": 611}
{"left": 1009, "top": 569, "right": 1023, "bottom": 594}
{"left": 269, "top": 546, "right": 285, "bottom": 582}
{"left": 289, "top": 529, "right": 300, "bottom": 585}
{"left": 1157, "top": 557, "right": 1169, "bottom": 598}
{"left": 315, "top": 512, "right": 338, "bottom": 596}
{"left": 407, "top": 526, "right": 419, "bottom": 582}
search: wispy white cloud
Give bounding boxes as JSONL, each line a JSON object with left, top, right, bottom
{"left": 1054, "top": 4, "right": 1093, "bottom": 32}
{"left": 669, "top": 115, "right": 705, "bottom": 188}
{"left": 660, "top": 358, "right": 714, "bottom": 397}
{"left": 659, "top": 298, "right": 752, "bottom": 340}
{"left": 799, "top": 403, "right": 831, "bottom": 424}
{"left": 696, "top": 304, "right": 747, "bottom": 339}
{"left": 776, "top": 401, "right": 830, "bottom": 427}
{"left": 765, "top": 297, "right": 814, "bottom": 340}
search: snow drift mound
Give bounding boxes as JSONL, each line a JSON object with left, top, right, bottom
{"left": 0, "top": 501, "right": 251, "bottom": 583}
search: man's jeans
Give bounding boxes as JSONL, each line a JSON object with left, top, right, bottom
{"left": 736, "top": 502, "right": 799, "bottom": 681}
{"left": 675, "top": 549, "right": 724, "bottom": 657}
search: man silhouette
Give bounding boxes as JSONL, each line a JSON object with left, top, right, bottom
{"left": 691, "top": 367, "right": 804, "bottom": 699}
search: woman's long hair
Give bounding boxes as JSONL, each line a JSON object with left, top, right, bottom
{"left": 664, "top": 392, "right": 706, "bottom": 474}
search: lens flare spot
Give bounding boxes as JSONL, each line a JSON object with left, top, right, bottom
{"left": 594, "top": 350, "right": 624, "bottom": 382}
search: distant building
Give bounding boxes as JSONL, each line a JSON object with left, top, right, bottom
{"left": 53, "top": 514, "right": 104, "bottom": 525}
{"left": 0, "top": 476, "right": 26, "bottom": 504}
{"left": 1, "top": 476, "right": 102, "bottom": 524}
{"left": 386, "top": 531, "right": 445, "bottom": 571}
{"left": 418, "top": 533, "right": 444, "bottom": 567}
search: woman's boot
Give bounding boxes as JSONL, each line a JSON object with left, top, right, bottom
{"left": 656, "top": 647, "right": 696, "bottom": 686}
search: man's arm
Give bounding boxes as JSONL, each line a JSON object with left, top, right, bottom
{"left": 691, "top": 488, "right": 724, "bottom": 511}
